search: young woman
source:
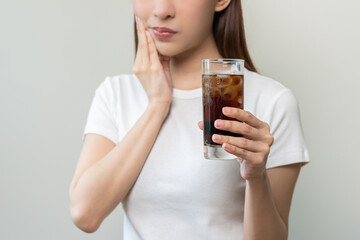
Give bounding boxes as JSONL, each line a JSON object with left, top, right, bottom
{"left": 69, "top": 0, "right": 309, "bottom": 239}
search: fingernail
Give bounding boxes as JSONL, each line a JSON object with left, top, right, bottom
{"left": 223, "top": 143, "right": 229, "bottom": 149}
{"left": 215, "top": 120, "right": 223, "bottom": 127}
{"left": 212, "top": 134, "right": 221, "bottom": 141}
{"left": 135, "top": 16, "right": 138, "bottom": 23}
{"left": 223, "top": 107, "right": 230, "bottom": 114}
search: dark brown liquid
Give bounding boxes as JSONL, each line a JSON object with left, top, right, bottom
{"left": 202, "top": 74, "right": 244, "bottom": 145}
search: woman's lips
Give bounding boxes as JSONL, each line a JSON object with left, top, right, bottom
{"left": 151, "top": 27, "right": 177, "bottom": 40}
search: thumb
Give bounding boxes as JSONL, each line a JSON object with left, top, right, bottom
{"left": 159, "top": 53, "right": 170, "bottom": 71}
{"left": 198, "top": 121, "right": 204, "bottom": 130}
{"left": 158, "top": 53, "right": 170, "bottom": 62}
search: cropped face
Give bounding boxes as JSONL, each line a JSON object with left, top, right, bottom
{"left": 133, "top": 0, "right": 228, "bottom": 57}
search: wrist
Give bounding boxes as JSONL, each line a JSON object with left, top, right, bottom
{"left": 147, "top": 101, "right": 171, "bottom": 120}
{"left": 246, "top": 171, "right": 267, "bottom": 186}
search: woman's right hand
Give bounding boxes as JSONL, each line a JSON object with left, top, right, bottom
{"left": 133, "top": 16, "right": 173, "bottom": 107}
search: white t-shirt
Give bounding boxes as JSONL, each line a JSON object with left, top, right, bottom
{"left": 83, "top": 68, "right": 309, "bottom": 239}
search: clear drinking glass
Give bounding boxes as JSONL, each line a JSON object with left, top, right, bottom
{"left": 202, "top": 59, "right": 245, "bottom": 160}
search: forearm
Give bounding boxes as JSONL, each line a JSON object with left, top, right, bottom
{"left": 243, "top": 172, "right": 288, "bottom": 240}
{"left": 70, "top": 103, "right": 170, "bottom": 226}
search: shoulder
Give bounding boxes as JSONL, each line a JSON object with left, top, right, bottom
{"left": 96, "top": 73, "right": 140, "bottom": 92}
{"left": 95, "top": 73, "right": 145, "bottom": 100}
{"left": 244, "top": 69, "right": 300, "bottom": 118}
{"left": 245, "top": 68, "right": 290, "bottom": 98}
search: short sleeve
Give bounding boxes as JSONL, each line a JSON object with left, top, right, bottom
{"left": 266, "top": 89, "right": 310, "bottom": 169}
{"left": 82, "top": 77, "right": 118, "bottom": 144}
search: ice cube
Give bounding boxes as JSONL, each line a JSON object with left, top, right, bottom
{"left": 209, "top": 89, "right": 220, "bottom": 98}
{"left": 221, "top": 86, "right": 238, "bottom": 101}
{"left": 232, "top": 76, "right": 242, "bottom": 85}
{"left": 216, "top": 75, "right": 232, "bottom": 87}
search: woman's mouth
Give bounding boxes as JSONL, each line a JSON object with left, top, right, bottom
{"left": 151, "top": 27, "right": 177, "bottom": 40}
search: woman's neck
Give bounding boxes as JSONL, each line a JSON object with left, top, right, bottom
{"left": 170, "top": 36, "right": 222, "bottom": 90}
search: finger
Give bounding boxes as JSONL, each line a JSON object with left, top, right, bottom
{"left": 145, "top": 30, "right": 160, "bottom": 67}
{"left": 222, "top": 107, "right": 266, "bottom": 129}
{"left": 198, "top": 121, "right": 204, "bottom": 130}
{"left": 212, "top": 134, "right": 266, "bottom": 153}
{"left": 135, "top": 16, "right": 149, "bottom": 66}
{"left": 158, "top": 53, "right": 171, "bottom": 75}
{"left": 133, "top": 17, "right": 142, "bottom": 67}
{"left": 222, "top": 143, "right": 264, "bottom": 165}
{"left": 214, "top": 119, "right": 262, "bottom": 140}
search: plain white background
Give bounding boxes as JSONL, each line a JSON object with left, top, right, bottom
{"left": 1, "top": 0, "right": 359, "bottom": 239}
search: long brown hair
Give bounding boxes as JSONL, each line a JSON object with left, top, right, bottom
{"left": 213, "top": 0, "right": 256, "bottom": 72}
{"left": 134, "top": 0, "right": 256, "bottom": 72}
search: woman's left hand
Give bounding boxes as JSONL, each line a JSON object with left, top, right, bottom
{"left": 198, "top": 107, "right": 274, "bottom": 181}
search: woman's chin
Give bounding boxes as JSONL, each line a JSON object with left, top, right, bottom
{"left": 156, "top": 49, "right": 173, "bottom": 58}
{"left": 156, "top": 43, "right": 196, "bottom": 60}
{"left": 155, "top": 44, "right": 181, "bottom": 58}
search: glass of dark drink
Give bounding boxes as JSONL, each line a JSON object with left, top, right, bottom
{"left": 202, "top": 59, "right": 244, "bottom": 160}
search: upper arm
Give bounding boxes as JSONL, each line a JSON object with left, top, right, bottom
{"left": 69, "top": 133, "right": 116, "bottom": 192}
{"left": 266, "top": 163, "right": 302, "bottom": 228}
